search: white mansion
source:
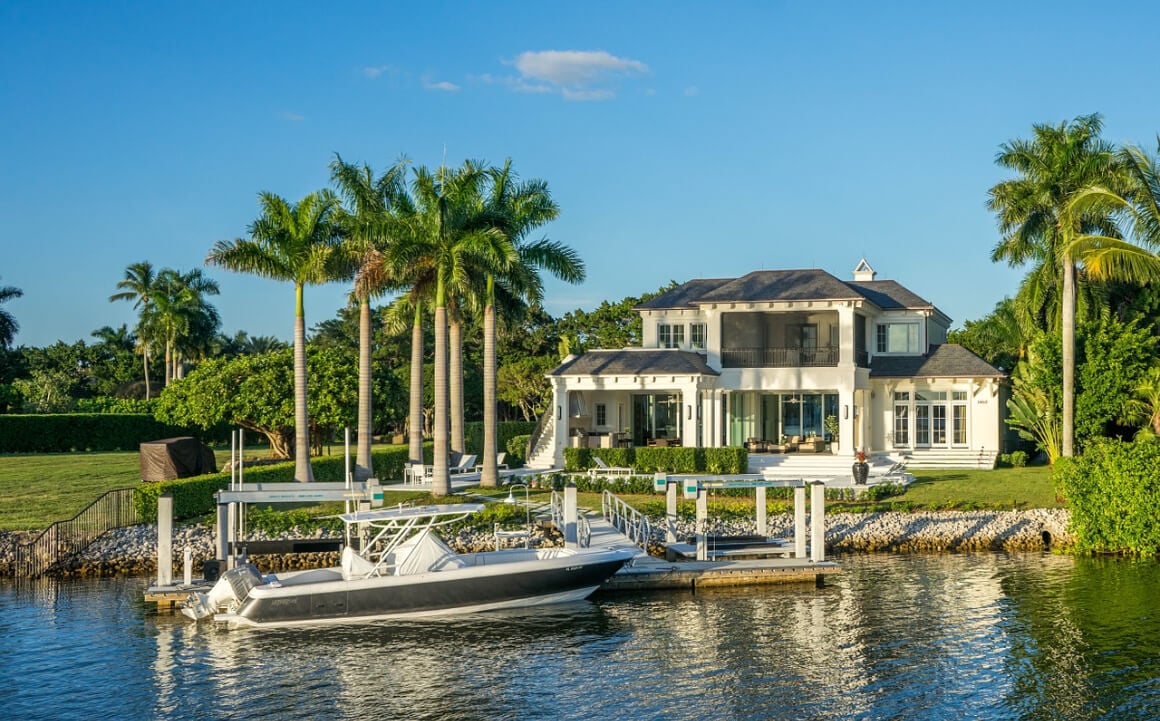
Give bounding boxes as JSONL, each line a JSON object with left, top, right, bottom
{"left": 526, "top": 260, "right": 1009, "bottom": 469}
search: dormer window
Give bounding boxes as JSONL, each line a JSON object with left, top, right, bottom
{"left": 876, "top": 322, "right": 920, "bottom": 353}
{"left": 659, "top": 323, "right": 685, "bottom": 349}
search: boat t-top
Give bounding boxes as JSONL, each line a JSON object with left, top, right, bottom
{"left": 182, "top": 503, "right": 635, "bottom": 628}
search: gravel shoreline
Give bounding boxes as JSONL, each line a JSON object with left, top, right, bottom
{"left": 0, "top": 509, "right": 1073, "bottom": 578}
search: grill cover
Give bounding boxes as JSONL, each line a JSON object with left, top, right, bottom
{"left": 140, "top": 437, "right": 217, "bottom": 482}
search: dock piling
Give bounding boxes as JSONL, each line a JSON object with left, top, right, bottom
{"left": 157, "top": 494, "right": 173, "bottom": 587}
{"left": 794, "top": 486, "right": 806, "bottom": 558}
{"left": 810, "top": 481, "right": 825, "bottom": 563}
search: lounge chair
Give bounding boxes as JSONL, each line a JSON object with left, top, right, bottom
{"left": 448, "top": 454, "right": 476, "bottom": 475}
{"left": 474, "top": 452, "right": 509, "bottom": 472}
{"left": 588, "top": 456, "right": 633, "bottom": 477}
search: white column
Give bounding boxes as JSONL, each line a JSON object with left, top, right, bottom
{"left": 756, "top": 486, "right": 767, "bottom": 537}
{"left": 794, "top": 485, "right": 807, "bottom": 558}
{"left": 563, "top": 483, "right": 579, "bottom": 548}
{"left": 839, "top": 386, "right": 856, "bottom": 457}
{"left": 695, "top": 489, "right": 708, "bottom": 561}
{"left": 810, "top": 481, "right": 826, "bottom": 563}
{"left": 157, "top": 494, "right": 173, "bottom": 587}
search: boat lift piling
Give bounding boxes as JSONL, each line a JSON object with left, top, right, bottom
{"left": 654, "top": 475, "right": 827, "bottom": 563}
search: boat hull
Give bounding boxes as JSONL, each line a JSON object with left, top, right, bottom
{"left": 217, "top": 550, "right": 633, "bottom": 628}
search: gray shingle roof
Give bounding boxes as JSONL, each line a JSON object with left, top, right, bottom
{"left": 636, "top": 279, "right": 732, "bottom": 309}
{"left": 550, "top": 349, "right": 720, "bottom": 377}
{"left": 844, "top": 280, "right": 934, "bottom": 310}
{"left": 695, "top": 269, "right": 863, "bottom": 303}
{"left": 870, "top": 344, "right": 1006, "bottom": 379}
{"left": 633, "top": 269, "right": 941, "bottom": 314}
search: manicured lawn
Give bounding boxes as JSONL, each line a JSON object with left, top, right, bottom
{"left": 0, "top": 444, "right": 350, "bottom": 531}
{"left": 899, "top": 466, "right": 1061, "bottom": 510}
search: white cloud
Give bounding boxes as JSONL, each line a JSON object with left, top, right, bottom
{"left": 683, "top": 86, "right": 700, "bottom": 97}
{"left": 363, "top": 65, "right": 391, "bottom": 79}
{"left": 424, "top": 79, "right": 460, "bottom": 92}
{"left": 279, "top": 111, "right": 305, "bottom": 122}
{"left": 504, "top": 49, "right": 648, "bottom": 101}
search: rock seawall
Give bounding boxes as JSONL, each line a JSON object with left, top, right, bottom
{"left": 0, "top": 509, "right": 1073, "bottom": 577}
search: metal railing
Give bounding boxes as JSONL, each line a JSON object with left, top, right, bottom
{"left": 10, "top": 487, "right": 139, "bottom": 577}
{"left": 720, "top": 346, "right": 841, "bottom": 368}
{"left": 549, "top": 490, "right": 591, "bottom": 548}
{"left": 601, "top": 490, "right": 652, "bottom": 551}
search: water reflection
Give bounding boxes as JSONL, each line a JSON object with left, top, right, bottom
{"left": 2, "top": 553, "right": 1160, "bottom": 720}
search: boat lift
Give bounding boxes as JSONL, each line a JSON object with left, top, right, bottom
{"left": 653, "top": 474, "right": 827, "bottom": 563}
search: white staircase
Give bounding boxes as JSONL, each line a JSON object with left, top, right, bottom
{"left": 895, "top": 448, "right": 998, "bottom": 470}
{"left": 524, "top": 409, "right": 559, "bottom": 469}
{"left": 751, "top": 453, "right": 898, "bottom": 480}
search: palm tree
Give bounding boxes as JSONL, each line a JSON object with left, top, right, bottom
{"left": 1120, "top": 365, "right": 1160, "bottom": 439}
{"left": 109, "top": 261, "right": 158, "bottom": 398}
{"left": 986, "top": 114, "right": 1127, "bottom": 457}
{"left": 476, "top": 161, "right": 581, "bottom": 486}
{"left": 149, "top": 268, "right": 220, "bottom": 384}
{"left": 331, "top": 155, "right": 408, "bottom": 481}
{"left": 0, "top": 278, "right": 22, "bottom": 349}
{"left": 391, "top": 162, "right": 513, "bottom": 496}
{"left": 207, "top": 190, "right": 344, "bottom": 483}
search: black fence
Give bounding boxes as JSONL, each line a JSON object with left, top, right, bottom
{"left": 10, "top": 488, "right": 139, "bottom": 577}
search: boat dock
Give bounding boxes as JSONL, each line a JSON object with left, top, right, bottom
{"left": 588, "top": 475, "right": 839, "bottom": 591}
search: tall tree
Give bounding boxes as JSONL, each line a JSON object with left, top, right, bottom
{"left": 331, "top": 154, "right": 407, "bottom": 480}
{"left": 477, "top": 160, "right": 580, "bottom": 486}
{"left": 390, "top": 162, "right": 512, "bottom": 495}
{"left": 0, "top": 278, "right": 22, "bottom": 350}
{"left": 986, "top": 113, "right": 1126, "bottom": 457}
{"left": 149, "top": 268, "right": 220, "bottom": 383}
{"left": 207, "top": 190, "right": 344, "bottom": 482}
{"left": 109, "top": 261, "right": 158, "bottom": 398}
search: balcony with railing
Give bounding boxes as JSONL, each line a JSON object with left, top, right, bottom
{"left": 720, "top": 345, "right": 840, "bottom": 368}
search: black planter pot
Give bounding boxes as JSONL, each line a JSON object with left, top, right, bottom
{"left": 852, "top": 462, "right": 869, "bottom": 484}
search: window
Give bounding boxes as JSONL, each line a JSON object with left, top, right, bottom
{"left": 658, "top": 323, "right": 685, "bottom": 348}
{"left": 893, "top": 392, "right": 910, "bottom": 446}
{"left": 876, "top": 323, "right": 920, "bottom": 353}
{"left": 595, "top": 403, "right": 607, "bottom": 427}
{"left": 690, "top": 323, "right": 706, "bottom": 350}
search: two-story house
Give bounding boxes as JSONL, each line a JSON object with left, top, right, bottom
{"left": 527, "top": 260, "right": 1007, "bottom": 469}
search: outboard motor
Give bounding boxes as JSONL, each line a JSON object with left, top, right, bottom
{"left": 182, "top": 563, "right": 265, "bottom": 621}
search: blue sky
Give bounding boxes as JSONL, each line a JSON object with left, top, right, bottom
{"left": 4, "top": 1, "right": 1160, "bottom": 348}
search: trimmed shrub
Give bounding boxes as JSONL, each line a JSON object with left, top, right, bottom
{"left": 632, "top": 446, "right": 698, "bottom": 473}
{"left": 1054, "top": 439, "right": 1160, "bottom": 554}
{"left": 563, "top": 447, "right": 591, "bottom": 472}
{"left": 506, "top": 435, "right": 530, "bottom": 466}
{"left": 702, "top": 447, "right": 749, "bottom": 474}
{"left": 0, "top": 413, "right": 204, "bottom": 453}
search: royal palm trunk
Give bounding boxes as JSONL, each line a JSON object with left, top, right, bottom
{"left": 293, "top": 283, "right": 315, "bottom": 482}
{"left": 481, "top": 296, "right": 498, "bottom": 487}
{"left": 356, "top": 297, "right": 373, "bottom": 480}
{"left": 408, "top": 303, "right": 424, "bottom": 464}
{"left": 450, "top": 319, "right": 464, "bottom": 455}
{"left": 432, "top": 303, "right": 450, "bottom": 496}
{"left": 1062, "top": 259, "right": 1076, "bottom": 458}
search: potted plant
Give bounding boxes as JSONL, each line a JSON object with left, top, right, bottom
{"left": 852, "top": 449, "right": 869, "bottom": 484}
{"left": 824, "top": 415, "right": 840, "bottom": 453}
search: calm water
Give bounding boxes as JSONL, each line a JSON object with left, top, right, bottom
{"left": 2, "top": 553, "right": 1158, "bottom": 721}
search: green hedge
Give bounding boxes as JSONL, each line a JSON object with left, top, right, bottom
{"left": 562, "top": 446, "right": 748, "bottom": 475}
{"left": 133, "top": 445, "right": 420, "bottom": 522}
{"left": 0, "top": 414, "right": 203, "bottom": 453}
{"left": 1054, "top": 439, "right": 1160, "bottom": 554}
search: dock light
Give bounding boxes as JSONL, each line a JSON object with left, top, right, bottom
{"left": 844, "top": 405, "right": 849, "bottom": 419}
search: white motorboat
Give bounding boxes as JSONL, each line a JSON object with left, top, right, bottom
{"left": 182, "top": 503, "right": 635, "bottom": 628}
